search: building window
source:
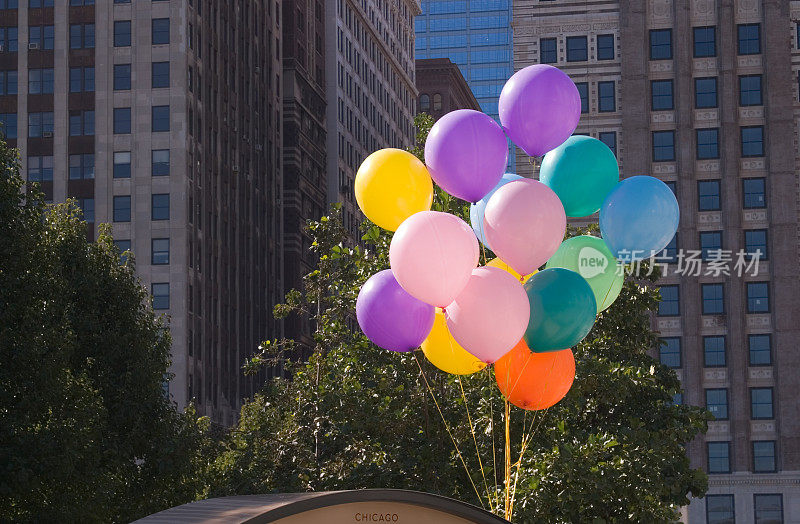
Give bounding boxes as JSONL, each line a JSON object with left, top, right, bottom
{"left": 433, "top": 94, "right": 442, "bottom": 111}
{"left": 0, "top": 70, "right": 17, "bottom": 95}
{"left": 152, "top": 283, "right": 169, "bottom": 310}
{"left": 693, "top": 26, "right": 716, "bottom": 57}
{"left": 658, "top": 284, "right": 680, "bottom": 316}
{"left": 151, "top": 238, "right": 170, "bottom": 265}
{"left": 599, "top": 131, "right": 616, "bottom": 155}
{"left": 114, "top": 20, "right": 131, "bottom": 47}
{"left": 707, "top": 442, "right": 731, "bottom": 473}
{"left": 152, "top": 193, "right": 170, "bottom": 220}
{"left": 752, "top": 441, "right": 776, "bottom": 473}
{"left": 751, "top": 388, "right": 774, "bottom": 420}
{"left": 749, "top": 334, "right": 772, "bottom": 366}
{"left": 651, "top": 79, "right": 673, "bottom": 110}
{"left": 649, "top": 29, "right": 672, "bottom": 60}
{"left": 598, "top": 81, "right": 615, "bottom": 112}
{"left": 152, "top": 61, "right": 169, "bottom": 88}
{"left": 575, "top": 82, "right": 588, "bottom": 113}
{"left": 741, "top": 126, "right": 764, "bottom": 157}
{"left": 747, "top": 282, "right": 769, "bottom": 313}
{"left": 0, "top": 27, "right": 18, "bottom": 52}
{"left": 28, "top": 111, "right": 53, "bottom": 138}
{"left": 738, "top": 23, "right": 761, "bottom": 55}
{"left": 661, "top": 234, "right": 678, "bottom": 262}
{"left": 70, "top": 23, "right": 94, "bottom": 49}
{"left": 702, "top": 283, "right": 724, "bottom": 315}
{"left": 77, "top": 198, "right": 94, "bottom": 223}
{"left": 152, "top": 18, "right": 170, "bottom": 45}
{"left": 659, "top": 337, "right": 681, "bottom": 368}
{"left": 28, "top": 68, "right": 54, "bottom": 94}
{"left": 114, "top": 195, "right": 131, "bottom": 222}
{"left": 745, "top": 230, "right": 768, "bottom": 260}
{"left": 703, "top": 336, "right": 726, "bottom": 367}
{"left": 68, "top": 154, "right": 94, "bottom": 180}
{"left": 0, "top": 112, "right": 16, "bottom": 139}
{"left": 152, "top": 105, "right": 170, "bottom": 132}
{"left": 705, "top": 388, "right": 728, "bottom": 420}
{"left": 69, "top": 66, "right": 94, "bottom": 93}
{"left": 700, "top": 231, "right": 722, "bottom": 260}
{"left": 113, "top": 64, "right": 131, "bottom": 90}
{"left": 739, "top": 75, "right": 762, "bottom": 106}
{"left": 29, "top": 24, "right": 54, "bottom": 49}
{"left": 566, "top": 36, "right": 587, "bottom": 62}
{"left": 754, "top": 494, "right": 783, "bottom": 524}
{"left": 742, "top": 178, "right": 766, "bottom": 208}
{"left": 419, "top": 94, "right": 430, "bottom": 112}
{"left": 696, "top": 128, "right": 719, "bottom": 159}
{"left": 152, "top": 149, "right": 170, "bottom": 176}
{"left": 113, "top": 152, "right": 131, "bottom": 179}
{"left": 698, "top": 180, "right": 720, "bottom": 211}
{"left": 597, "top": 34, "right": 614, "bottom": 60}
{"left": 652, "top": 130, "right": 675, "bottom": 161}
{"left": 69, "top": 110, "right": 94, "bottom": 136}
{"left": 540, "top": 37, "right": 557, "bottom": 63}
{"left": 706, "top": 495, "right": 735, "bottom": 524}
{"left": 27, "top": 155, "right": 53, "bottom": 182}
{"left": 114, "top": 107, "right": 131, "bottom": 134}
{"left": 695, "top": 77, "right": 718, "bottom": 108}
{"left": 0, "top": 0, "right": 18, "bottom": 7}
{"left": 114, "top": 240, "right": 131, "bottom": 265}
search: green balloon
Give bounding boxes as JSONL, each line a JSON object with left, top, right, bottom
{"left": 545, "top": 235, "right": 623, "bottom": 313}
{"left": 539, "top": 135, "right": 619, "bottom": 218}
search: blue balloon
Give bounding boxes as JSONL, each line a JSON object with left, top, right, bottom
{"left": 523, "top": 268, "right": 597, "bottom": 353}
{"left": 599, "top": 176, "right": 679, "bottom": 262}
{"left": 469, "top": 173, "right": 523, "bottom": 248}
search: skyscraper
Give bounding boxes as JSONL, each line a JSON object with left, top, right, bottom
{"left": 414, "top": 0, "right": 515, "bottom": 169}
{"left": 6, "top": 0, "right": 283, "bottom": 425}
{"left": 513, "top": 1, "right": 800, "bottom": 521}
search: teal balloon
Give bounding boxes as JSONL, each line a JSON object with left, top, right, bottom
{"left": 546, "top": 236, "right": 624, "bottom": 313}
{"left": 523, "top": 268, "right": 597, "bottom": 353}
{"left": 539, "top": 135, "right": 619, "bottom": 218}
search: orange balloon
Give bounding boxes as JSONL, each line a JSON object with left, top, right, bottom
{"left": 494, "top": 340, "right": 575, "bottom": 410}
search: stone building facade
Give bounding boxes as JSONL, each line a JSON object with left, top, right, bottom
{"left": 415, "top": 57, "right": 480, "bottom": 119}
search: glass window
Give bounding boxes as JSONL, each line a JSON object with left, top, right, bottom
{"left": 152, "top": 105, "right": 170, "bottom": 132}
{"left": 738, "top": 23, "right": 761, "bottom": 55}
{"left": 113, "top": 64, "right": 131, "bottom": 90}
{"left": 68, "top": 23, "right": 93, "bottom": 49}
{"left": 706, "top": 388, "right": 728, "bottom": 420}
{"left": 698, "top": 180, "right": 721, "bottom": 211}
{"left": 77, "top": 198, "right": 94, "bottom": 223}
{"left": 751, "top": 388, "right": 774, "bottom": 419}
{"left": 693, "top": 26, "right": 716, "bottom": 57}
{"left": 599, "top": 131, "right": 617, "bottom": 156}
{"left": 649, "top": 29, "right": 672, "bottom": 60}
{"left": 745, "top": 230, "right": 768, "bottom": 261}
{"left": 152, "top": 18, "right": 170, "bottom": 45}
{"left": 659, "top": 337, "right": 681, "bottom": 368}
{"left": 651, "top": 79, "right": 673, "bottom": 110}
{"left": 114, "top": 239, "right": 131, "bottom": 264}
{"left": 708, "top": 442, "right": 731, "bottom": 473}
{"left": 702, "top": 283, "right": 724, "bottom": 315}
{"left": 68, "top": 66, "right": 94, "bottom": 93}
{"left": 700, "top": 231, "right": 722, "bottom": 260}
{"left": 113, "top": 151, "right": 131, "bottom": 179}
{"left": 419, "top": 94, "right": 430, "bottom": 112}
{"left": 653, "top": 130, "right": 675, "bottom": 161}
{"left": 661, "top": 234, "right": 678, "bottom": 262}
{"left": 740, "top": 75, "right": 762, "bottom": 106}
{"left": 114, "top": 107, "right": 131, "bottom": 134}
{"left": 747, "top": 282, "right": 769, "bottom": 313}
{"left": 114, "top": 195, "right": 131, "bottom": 222}
{"left": 152, "top": 149, "right": 169, "bottom": 176}
{"left": 743, "top": 178, "right": 766, "bottom": 208}
{"left": 575, "top": 82, "right": 588, "bottom": 113}
{"left": 597, "top": 34, "right": 614, "bottom": 60}
{"left": 0, "top": 70, "right": 17, "bottom": 95}
{"left": 68, "top": 154, "right": 94, "bottom": 180}
{"left": 433, "top": 94, "right": 442, "bottom": 111}
{"left": 540, "top": 37, "right": 556, "bottom": 64}
{"left": 28, "top": 68, "right": 54, "bottom": 94}
{"left": 69, "top": 110, "right": 94, "bottom": 136}
{"left": 658, "top": 285, "right": 680, "bottom": 316}
{"left": 697, "top": 128, "right": 719, "bottom": 159}
{"left": 598, "top": 81, "right": 615, "bottom": 112}
{"left": 0, "top": 112, "right": 17, "bottom": 139}
{"left": 151, "top": 238, "right": 170, "bottom": 265}
{"left": 741, "top": 126, "right": 764, "bottom": 157}
{"left": 0, "top": 26, "right": 18, "bottom": 52}
{"left": 749, "top": 334, "right": 772, "bottom": 366}
{"left": 753, "top": 441, "right": 776, "bottom": 472}
{"left": 152, "top": 283, "right": 169, "bottom": 310}
{"left": 754, "top": 494, "right": 783, "bottom": 524}
{"left": 0, "top": 0, "right": 18, "bottom": 8}
{"left": 29, "top": 25, "right": 54, "bottom": 49}
{"left": 566, "top": 36, "right": 587, "bottom": 62}
{"left": 704, "top": 336, "right": 726, "bottom": 367}
{"left": 706, "top": 495, "right": 735, "bottom": 524}
{"left": 152, "top": 193, "right": 170, "bottom": 220}
{"left": 114, "top": 20, "right": 131, "bottom": 47}
{"left": 27, "top": 155, "right": 53, "bottom": 182}
{"left": 28, "top": 111, "right": 53, "bottom": 137}
{"left": 695, "top": 77, "right": 718, "bottom": 108}
{"left": 152, "top": 61, "right": 169, "bottom": 88}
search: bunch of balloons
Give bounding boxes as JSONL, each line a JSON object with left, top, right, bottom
{"left": 355, "top": 64, "right": 680, "bottom": 411}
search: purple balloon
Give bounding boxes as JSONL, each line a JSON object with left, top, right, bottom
{"left": 424, "top": 109, "right": 508, "bottom": 203}
{"left": 356, "top": 269, "right": 435, "bottom": 352}
{"left": 499, "top": 65, "right": 581, "bottom": 158}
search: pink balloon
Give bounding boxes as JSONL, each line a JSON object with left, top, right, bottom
{"left": 389, "top": 211, "right": 479, "bottom": 307}
{"left": 445, "top": 267, "right": 530, "bottom": 363}
{"left": 483, "top": 179, "right": 566, "bottom": 276}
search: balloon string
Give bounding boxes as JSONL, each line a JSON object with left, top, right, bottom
{"left": 488, "top": 369, "right": 499, "bottom": 510}
{"left": 413, "top": 353, "right": 486, "bottom": 509}
{"left": 457, "top": 374, "right": 494, "bottom": 514}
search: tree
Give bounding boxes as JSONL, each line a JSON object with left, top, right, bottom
{"left": 207, "top": 114, "right": 709, "bottom": 522}
{"left": 0, "top": 141, "right": 210, "bottom": 523}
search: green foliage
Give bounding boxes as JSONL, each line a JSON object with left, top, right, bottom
{"left": 0, "top": 141, "right": 211, "bottom": 523}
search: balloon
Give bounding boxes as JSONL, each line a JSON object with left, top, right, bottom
{"left": 356, "top": 270, "right": 435, "bottom": 352}
{"left": 422, "top": 308, "right": 486, "bottom": 375}
{"left": 495, "top": 340, "right": 575, "bottom": 410}
{"left": 523, "top": 268, "right": 597, "bottom": 353}
{"left": 539, "top": 136, "right": 620, "bottom": 218}
{"left": 354, "top": 148, "right": 433, "bottom": 231}
{"left": 498, "top": 64, "right": 581, "bottom": 157}
{"left": 483, "top": 179, "right": 566, "bottom": 276}
{"left": 469, "top": 173, "right": 523, "bottom": 247}
{"left": 599, "top": 175, "right": 680, "bottom": 262}
{"left": 486, "top": 257, "right": 536, "bottom": 283}
{"left": 424, "top": 110, "right": 509, "bottom": 202}
{"left": 545, "top": 236, "right": 624, "bottom": 313}
{"left": 445, "top": 267, "right": 530, "bottom": 364}
{"left": 389, "top": 211, "right": 479, "bottom": 307}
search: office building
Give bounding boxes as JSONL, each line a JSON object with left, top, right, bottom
{"left": 415, "top": 57, "right": 480, "bottom": 119}
{"left": 513, "top": 1, "right": 800, "bottom": 521}
{"left": 5, "top": 0, "right": 283, "bottom": 425}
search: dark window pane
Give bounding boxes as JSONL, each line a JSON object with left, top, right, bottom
{"left": 695, "top": 77, "right": 718, "bottom": 108}
{"left": 697, "top": 128, "right": 719, "bottom": 159}
{"left": 698, "top": 180, "right": 721, "bottom": 211}
{"left": 751, "top": 388, "right": 774, "bottom": 419}
{"left": 598, "top": 81, "right": 615, "bottom": 112}
{"left": 599, "top": 131, "right": 616, "bottom": 156}
{"left": 754, "top": 494, "right": 783, "bottom": 524}
{"left": 597, "top": 34, "right": 614, "bottom": 60}
{"left": 747, "top": 282, "right": 769, "bottom": 313}
{"left": 738, "top": 23, "right": 761, "bottom": 55}
{"left": 745, "top": 230, "right": 768, "bottom": 260}
{"left": 659, "top": 337, "right": 681, "bottom": 368}
{"left": 649, "top": 29, "right": 672, "bottom": 60}
{"left": 740, "top": 75, "right": 762, "bottom": 106}
{"left": 575, "top": 82, "right": 588, "bottom": 113}
{"left": 749, "top": 334, "right": 772, "bottom": 366}
{"left": 752, "top": 441, "right": 776, "bottom": 472}
{"left": 704, "top": 336, "right": 726, "bottom": 367}
{"left": 113, "top": 195, "right": 131, "bottom": 222}
{"left": 152, "top": 283, "right": 169, "bottom": 309}
{"left": 653, "top": 130, "right": 675, "bottom": 161}
{"left": 114, "top": 107, "right": 131, "bottom": 134}
{"left": 658, "top": 285, "right": 680, "bottom": 316}
{"left": 706, "top": 388, "right": 728, "bottom": 420}
{"left": 152, "top": 61, "right": 170, "bottom": 88}
{"left": 152, "top": 105, "right": 170, "bottom": 132}
{"left": 114, "top": 20, "right": 131, "bottom": 47}
{"left": 566, "top": 36, "right": 587, "bottom": 62}
{"left": 113, "top": 63, "right": 131, "bottom": 90}
{"left": 693, "top": 26, "right": 716, "bottom": 57}
{"left": 152, "top": 18, "right": 170, "bottom": 45}
{"left": 741, "top": 126, "right": 764, "bottom": 157}
{"left": 708, "top": 442, "right": 730, "bottom": 473}
{"left": 702, "top": 283, "right": 724, "bottom": 314}
{"left": 152, "top": 193, "right": 170, "bottom": 220}
{"left": 540, "top": 37, "right": 556, "bottom": 64}
{"left": 706, "top": 494, "right": 734, "bottom": 524}
{"left": 651, "top": 79, "right": 673, "bottom": 110}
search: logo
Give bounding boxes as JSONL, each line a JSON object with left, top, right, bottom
{"left": 577, "top": 246, "right": 608, "bottom": 279}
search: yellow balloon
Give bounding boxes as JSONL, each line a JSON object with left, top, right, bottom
{"left": 486, "top": 258, "right": 536, "bottom": 283}
{"left": 355, "top": 148, "right": 433, "bottom": 231}
{"left": 422, "top": 309, "right": 486, "bottom": 375}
